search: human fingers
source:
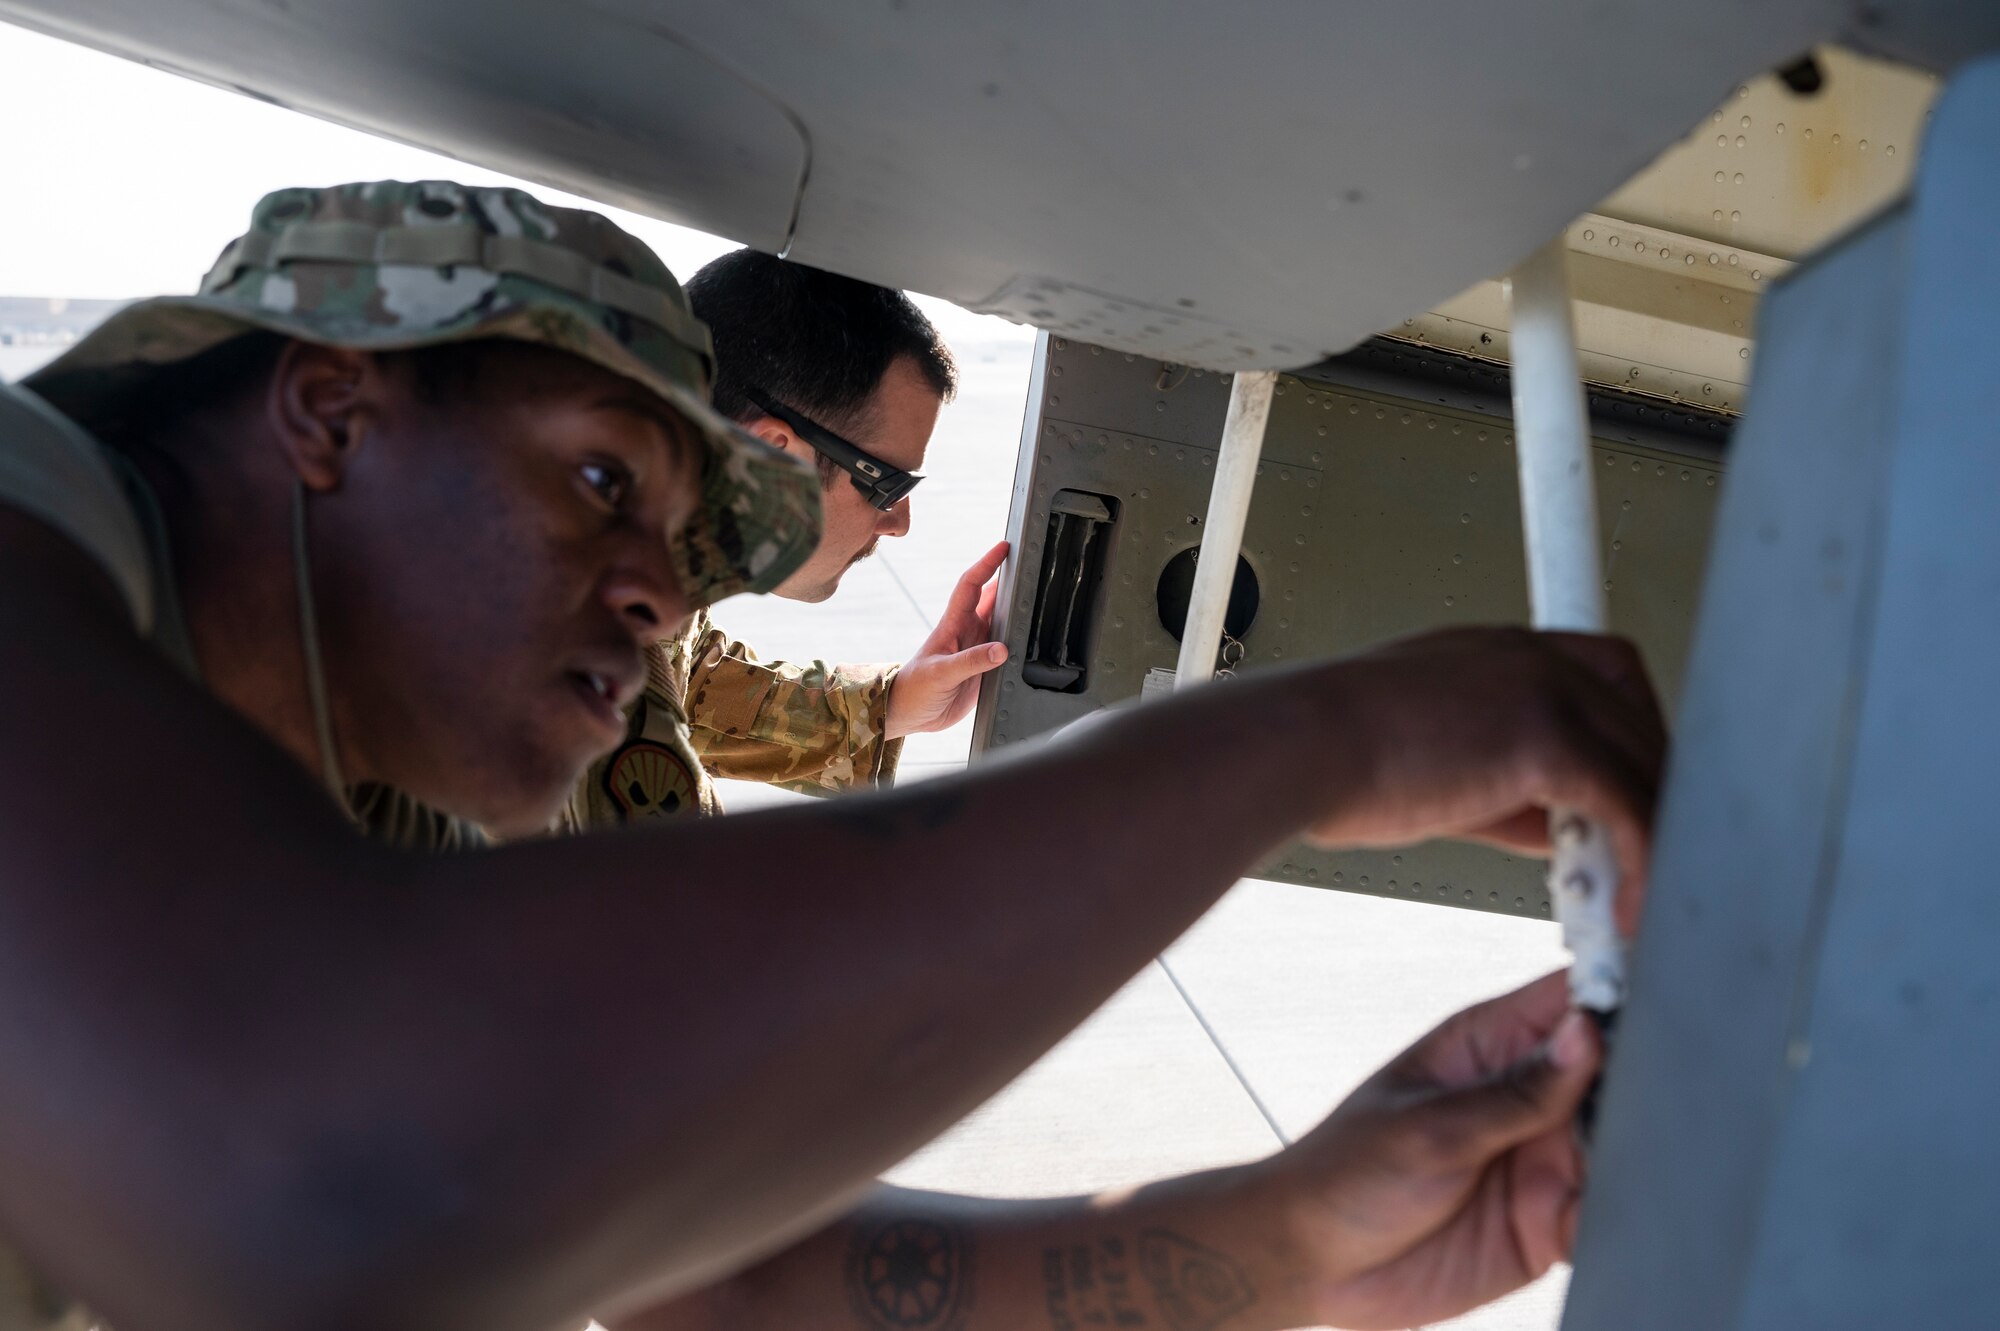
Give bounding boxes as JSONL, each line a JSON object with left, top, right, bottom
{"left": 942, "top": 542, "right": 1010, "bottom": 626}
{"left": 1459, "top": 808, "right": 1551, "bottom": 856}
{"left": 1479, "top": 637, "right": 1663, "bottom": 920}
{"left": 1461, "top": 762, "right": 1655, "bottom": 932}
{"left": 1400, "top": 1009, "right": 1598, "bottom": 1177}
{"left": 1588, "top": 758, "right": 1656, "bottom": 938}
{"left": 1425, "top": 628, "right": 1665, "bottom": 809}
{"left": 1299, "top": 627, "right": 1659, "bottom": 899}
{"left": 1514, "top": 714, "right": 1658, "bottom": 929}
{"left": 911, "top": 643, "right": 1009, "bottom": 731}
{"left": 1542, "top": 631, "right": 1662, "bottom": 716}
{"left": 1541, "top": 633, "right": 1668, "bottom": 768}
{"left": 1402, "top": 971, "right": 1574, "bottom": 1086}
{"left": 1336, "top": 716, "right": 1654, "bottom": 918}
{"left": 914, "top": 553, "right": 1005, "bottom": 658}
{"left": 954, "top": 640, "right": 1007, "bottom": 677}
{"left": 925, "top": 641, "right": 1008, "bottom": 691}
{"left": 1505, "top": 1122, "right": 1587, "bottom": 1276}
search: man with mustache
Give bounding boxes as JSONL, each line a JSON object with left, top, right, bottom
{"left": 571, "top": 252, "right": 1007, "bottom": 828}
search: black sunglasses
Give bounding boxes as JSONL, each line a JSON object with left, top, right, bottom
{"left": 743, "top": 387, "right": 923, "bottom": 512}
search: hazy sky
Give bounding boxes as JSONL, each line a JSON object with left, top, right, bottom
{"left": 0, "top": 20, "right": 1028, "bottom": 346}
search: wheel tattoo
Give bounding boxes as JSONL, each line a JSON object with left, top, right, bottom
{"left": 846, "top": 1218, "right": 973, "bottom": 1329}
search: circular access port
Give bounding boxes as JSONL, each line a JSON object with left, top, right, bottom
{"left": 1156, "top": 546, "right": 1260, "bottom": 642}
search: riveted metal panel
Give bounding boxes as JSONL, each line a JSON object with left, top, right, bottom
{"left": 974, "top": 335, "right": 1727, "bottom": 918}
{"left": 1403, "top": 47, "right": 1939, "bottom": 409}
{"left": 1601, "top": 47, "right": 1935, "bottom": 262}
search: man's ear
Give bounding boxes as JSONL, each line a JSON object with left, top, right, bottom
{"left": 742, "top": 413, "right": 813, "bottom": 465}
{"left": 266, "top": 341, "right": 381, "bottom": 494}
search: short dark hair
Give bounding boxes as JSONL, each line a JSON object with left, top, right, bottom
{"left": 688, "top": 250, "right": 956, "bottom": 440}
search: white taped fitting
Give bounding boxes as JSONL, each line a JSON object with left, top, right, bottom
{"left": 1550, "top": 812, "right": 1625, "bottom": 1011}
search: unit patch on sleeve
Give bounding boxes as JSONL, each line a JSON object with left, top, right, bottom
{"left": 603, "top": 739, "right": 701, "bottom": 822}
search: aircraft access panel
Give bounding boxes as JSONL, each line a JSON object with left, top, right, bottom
{"left": 971, "top": 334, "right": 1729, "bottom": 918}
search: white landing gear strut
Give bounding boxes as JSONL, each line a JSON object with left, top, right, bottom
{"left": 1507, "top": 237, "right": 1628, "bottom": 1015}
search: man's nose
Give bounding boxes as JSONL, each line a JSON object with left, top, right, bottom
{"left": 878, "top": 499, "right": 912, "bottom": 538}
{"left": 602, "top": 541, "right": 687, "bottom": 642}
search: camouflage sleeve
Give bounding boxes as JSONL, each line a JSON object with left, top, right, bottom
{"left": 676, "top": 620, "right": 904, "bottom": 795}
{"left": 0, "top": 1241, "right": 92, "bottom": 1331}
{"left": 349, "top": 783, "right": 491, "bottom": 851}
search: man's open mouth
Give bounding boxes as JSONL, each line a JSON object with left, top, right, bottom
{"left": 567, "top": 670, "right": 628, "bottom": 740}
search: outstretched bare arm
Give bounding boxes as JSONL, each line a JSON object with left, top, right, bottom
{"left": 0, "top": 509, "right": 1658, "bottom": 1331}
{"left": 614, "top": 974, "right": 1600, "bottom": 1331}
{"left": 620, "top": 1178, "right": 1293, "bottom": 1331}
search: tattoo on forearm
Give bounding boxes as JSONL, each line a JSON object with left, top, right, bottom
{"left": 1136, "top": 1230, "right": 1255, "bottom": 1331}
{"left": 1043, "top": 1237, "right": 1149, "bottom": 1329}
{"left": 847, "top": 1218, "right": 974, "bottom": 1330}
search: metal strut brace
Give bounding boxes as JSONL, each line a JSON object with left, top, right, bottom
{"left": 1161, "top": 366, "right": 1292, "bottom": 1142}
{"left": 1506, "top": 237, "right": 1628, "bottom": 1014}
{"left": 1175, "top": 369, "right": 1277, "bottom": 691}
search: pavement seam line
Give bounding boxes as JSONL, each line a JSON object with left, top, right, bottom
{"left": 877, "top": 552, "right": 935, "bottom": 631}
{"left": 1153, "top": 955, "right": 1292, "bottom": 1148}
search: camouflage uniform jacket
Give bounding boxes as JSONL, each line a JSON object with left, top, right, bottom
{"left": 568, "top": 608, "right": 903, "bottom": 827}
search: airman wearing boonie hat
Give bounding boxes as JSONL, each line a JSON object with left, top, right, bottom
{"left": 0, "top": 175, "right": 824, "bottom": 1320}
{"left": 12, "top": 180, "right": 820, "bottom": 845}
{"left": 0, "top": 180, "right": 1659, "bottom": 1331}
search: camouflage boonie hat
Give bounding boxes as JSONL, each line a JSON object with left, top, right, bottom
{"left": 25, "top": 180, "right": 820, "bottom": 607}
